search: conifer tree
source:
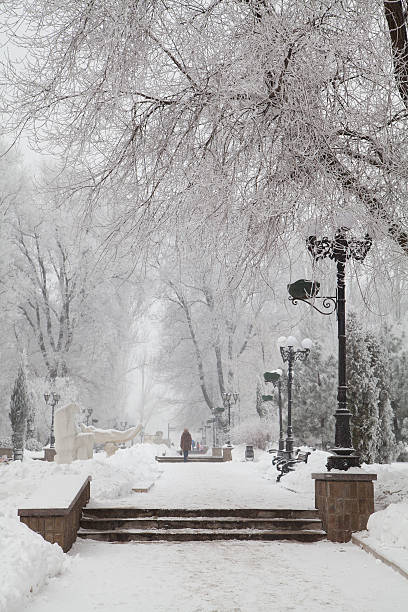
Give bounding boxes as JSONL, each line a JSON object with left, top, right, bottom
{"left": 295, "top": 344, "right": 336, "bottom": 449}
{"left": 9, "top": 365, "right": 30, "bottom": 461}
{"left": 387, "top": 328, "right": 408, "bottom": 445}
{"left": 366, "top": 332, "right": 398, "bottom": 463}
{"left": 347, "top": 315, "right": 380, "bottom": 463}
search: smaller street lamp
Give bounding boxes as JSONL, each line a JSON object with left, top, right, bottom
{"left": 85, "top": 408, "right": 93, "bottom": 426}
{"left": 43, "top": 391, "right": 61, "bottom": 449}
{"left": 167, "top": 422, "right": 177, "bottom": 443}
{"left": 222, "top": 391, "right": 239, "bottom": 446}
{"left": 278, "top": 336, "right": 313, "bottom": 458}
{"left": 263, "top": 369, "right": 284, "bottom": 452}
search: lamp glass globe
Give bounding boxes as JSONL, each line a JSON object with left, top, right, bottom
{"left": 302, "top": 338, "right": 313, "bottom": 350}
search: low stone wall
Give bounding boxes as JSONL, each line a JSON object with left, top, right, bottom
{"left": 312, "top": 472, "right": 377, "bottom": 543}
{"left": 18, "top": 476, "right": 91, "bottom": 552}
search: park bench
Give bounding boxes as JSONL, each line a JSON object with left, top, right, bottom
{"left": 275, "top": 449, "right": 311, "bottom": 482}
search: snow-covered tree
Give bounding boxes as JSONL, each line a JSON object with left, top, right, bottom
{"left": 9, "top": 364, "right": 30, "bottom": 460}
{"left": 366, "top": 331, "right": 398, "bottom": 463}
{"left": 3, "top": 1, "right": 408, "bottom": 261}
{"left": 294, "top": 344, "right": 337, "bottom": 450}
{"left": 346, "top": 314, "right": 398, "bottom": 463}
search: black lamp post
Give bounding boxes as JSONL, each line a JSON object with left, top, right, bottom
{"left": 85, "top": 408, "right": 93, "bottom": 426}
{"left": 222, "top": 391, "right": 239, "bottom": 445}
{"left": 278, "top": 336, "right": 312, "bottom": 459}
{"left": 263, "top": 369, "right": 284, "bottom": 452}
{"left": 289, "top": 227, "right": 372, "bottom": 470}
{"left": 44, "top": 391, "right": 61, "bottom": 448}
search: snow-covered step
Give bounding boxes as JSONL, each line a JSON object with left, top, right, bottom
{"left": 79, "top": 506, "right": 326, "bottom": 542}
{"left": 77, "top": 527, "right": 327, "bottom": 543}
{"left": 83, "top": 507, "right": 320, "bottom": 520}
{"left": 80, "top": 516, "right": 323, "bottom": 532}
{"left": 155, "top": 456, "right": 224, "bottom": 462}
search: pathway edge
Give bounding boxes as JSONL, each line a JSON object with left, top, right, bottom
{"left": 351, "top": 534, "right": 408, "bottom": 581}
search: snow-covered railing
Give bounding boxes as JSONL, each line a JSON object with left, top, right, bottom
{"left": 18, "top": 475, "right": 91, "bottom": 552}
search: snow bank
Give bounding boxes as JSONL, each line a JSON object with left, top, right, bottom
{"left": 0, "top": 443, "right": 164, "bottom": 611}
{"left": 367, "top": 461, "right": 408, "bottom": 510}
{"left": 367, "top": 502, "right": 408, "bottom": 550}
{"left": 0, "top": 517, "right": 68, "bottom": 612}
{"left": 0, "top": 443, "right": 163, "bottom": 515}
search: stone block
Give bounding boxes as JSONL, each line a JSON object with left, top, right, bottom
{"left": 44, "top": 448, "right": 56, "bottom": 462}
{"left": 312, "top": 472, "right": 376, "bottom": 543}
{"left": 18, "top": 476, "right": 91, "bottom": 552}
{"left": 222, "top": 447, "right": 232, "bottom": 461}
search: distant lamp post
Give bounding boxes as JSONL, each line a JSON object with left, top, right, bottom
{"left": 288, "top": 227, "right": 372, "bottom": 471}
{"left": 278, "top": 336, "right": 313, "bottom": 458}
{"left": 167, "top": 423, "right": 177, "bottom": 443}
{"left": 263, "top": 369, "right": 284, "bottom": 451}
{"left": 221, "top": 391, "right": 239, "bottom": 446}
{"left": 85, "top": 408, "right": 93, "bottom": 426}
{"left": 43, "top": 391, "right": 61, "bottom": 448}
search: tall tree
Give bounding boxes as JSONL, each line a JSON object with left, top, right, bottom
{"left": 9, "top": 363, "right": 30, "bottom": 460}
{"left": 2, "top": 1, "right": 408, "bottom": 259}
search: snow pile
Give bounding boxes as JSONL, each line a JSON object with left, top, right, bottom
{"left": 0, "top": 443, "right": 165, "bottom": 612}
{"left": 0, "top": 443, "right": 163, "bottom": 514}
{"left": 72, "top": 443, "right": 164, "bottom": 501}
{"left": 0, "top": 517, "right": 68, "bottom": 612}
{"left": 367, "top": 502, "right": 408, "bottom": 550}
{"left": 367, "top": 462, "right": 408, "bottom": 510}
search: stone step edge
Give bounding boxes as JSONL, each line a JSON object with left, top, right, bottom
{"left": 78, "top": 528, "right": 326, "bottom": 536}
{"left": 81, "top": 516, "right": 322, "bottom": 524}
{"left": 132, "top": 483, "right": 155, "bottom": 493}
{"left": 84, "top": 507, "right": 319, "bottom": 514}
{"left": 351, "top": 534, "right": 408, "bottom": 581}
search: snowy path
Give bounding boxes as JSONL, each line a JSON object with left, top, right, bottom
{"left": 20, "top": 459, "right": 408, "bottom": 611}
{"left": 88, "top": 460, "right": 315, "bottom": 509}
{"left": 23, "top": 539, "right": 408, "bottom": 612}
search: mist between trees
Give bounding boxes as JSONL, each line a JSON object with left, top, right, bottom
{"left": 1, "top": 1, "right": 408, "bottom": 455}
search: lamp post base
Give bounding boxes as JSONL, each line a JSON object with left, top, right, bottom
{"left": 327, "top": 451, "right": 360, "bottom": 471}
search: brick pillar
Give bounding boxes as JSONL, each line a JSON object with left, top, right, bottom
{"left": 44, "top": 448, "right": 56, "bottom": 462}
{"left": 312, "top": 472, "right": 377, "bottom": 543}
{"left": 222, "top": 447, "right": 232, "bottom": 461}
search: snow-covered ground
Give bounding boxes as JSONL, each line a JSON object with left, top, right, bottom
{"left": 1, "top": 444, "right": 408, "bottom": 611}
{"left": 0, "top": 443, "right": 165, "bottom": 612}
{"left": 20, "top": 539, "right": 408, "bottom": 612}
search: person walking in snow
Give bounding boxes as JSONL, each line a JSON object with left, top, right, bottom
{"left": 180, "top": 428, "right": 192, "bottom": 462}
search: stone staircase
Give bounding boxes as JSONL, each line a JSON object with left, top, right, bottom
{"left": 155, "top": 456, "right": 224, "bottom": 463}
{"left": 78, "top": 508, "right": 326, "bottom": 542}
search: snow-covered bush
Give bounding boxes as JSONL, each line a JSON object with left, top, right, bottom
{"left": 231, "top": 416, "right": 278, "bottom": 450}
{"left": 25, "top": 437, "right": 43, "bottom": 451}
{"left": 0, "top": 436, "right": 12, "bottom": 447}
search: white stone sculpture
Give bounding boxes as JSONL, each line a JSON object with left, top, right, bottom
{"left": 54, "top": 402, "right": 142, "bottom": 463}
{"left": 79, "top": 423, "right": 142, "bottom": 456}
{"left": 54, "top": 403, "right": 94, "bottom": 464}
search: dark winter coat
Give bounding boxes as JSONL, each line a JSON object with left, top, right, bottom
{"left": 180, "top": 430, "right": 192, "bottom": 451}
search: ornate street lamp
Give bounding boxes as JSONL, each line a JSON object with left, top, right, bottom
{"left": 277, "top": 336, "right": 313, "bottom": 459}
{"left": 288, "top": 226, "right": 372, "bottom": 471}
{"left": 43, "top": 391, "right": 61, "bottom": 448}
{"left": 222, "top": 391, "right": 239, "bottom": 446}
{"left": 263, "top": 369, "right": 284, "bottom": 452}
